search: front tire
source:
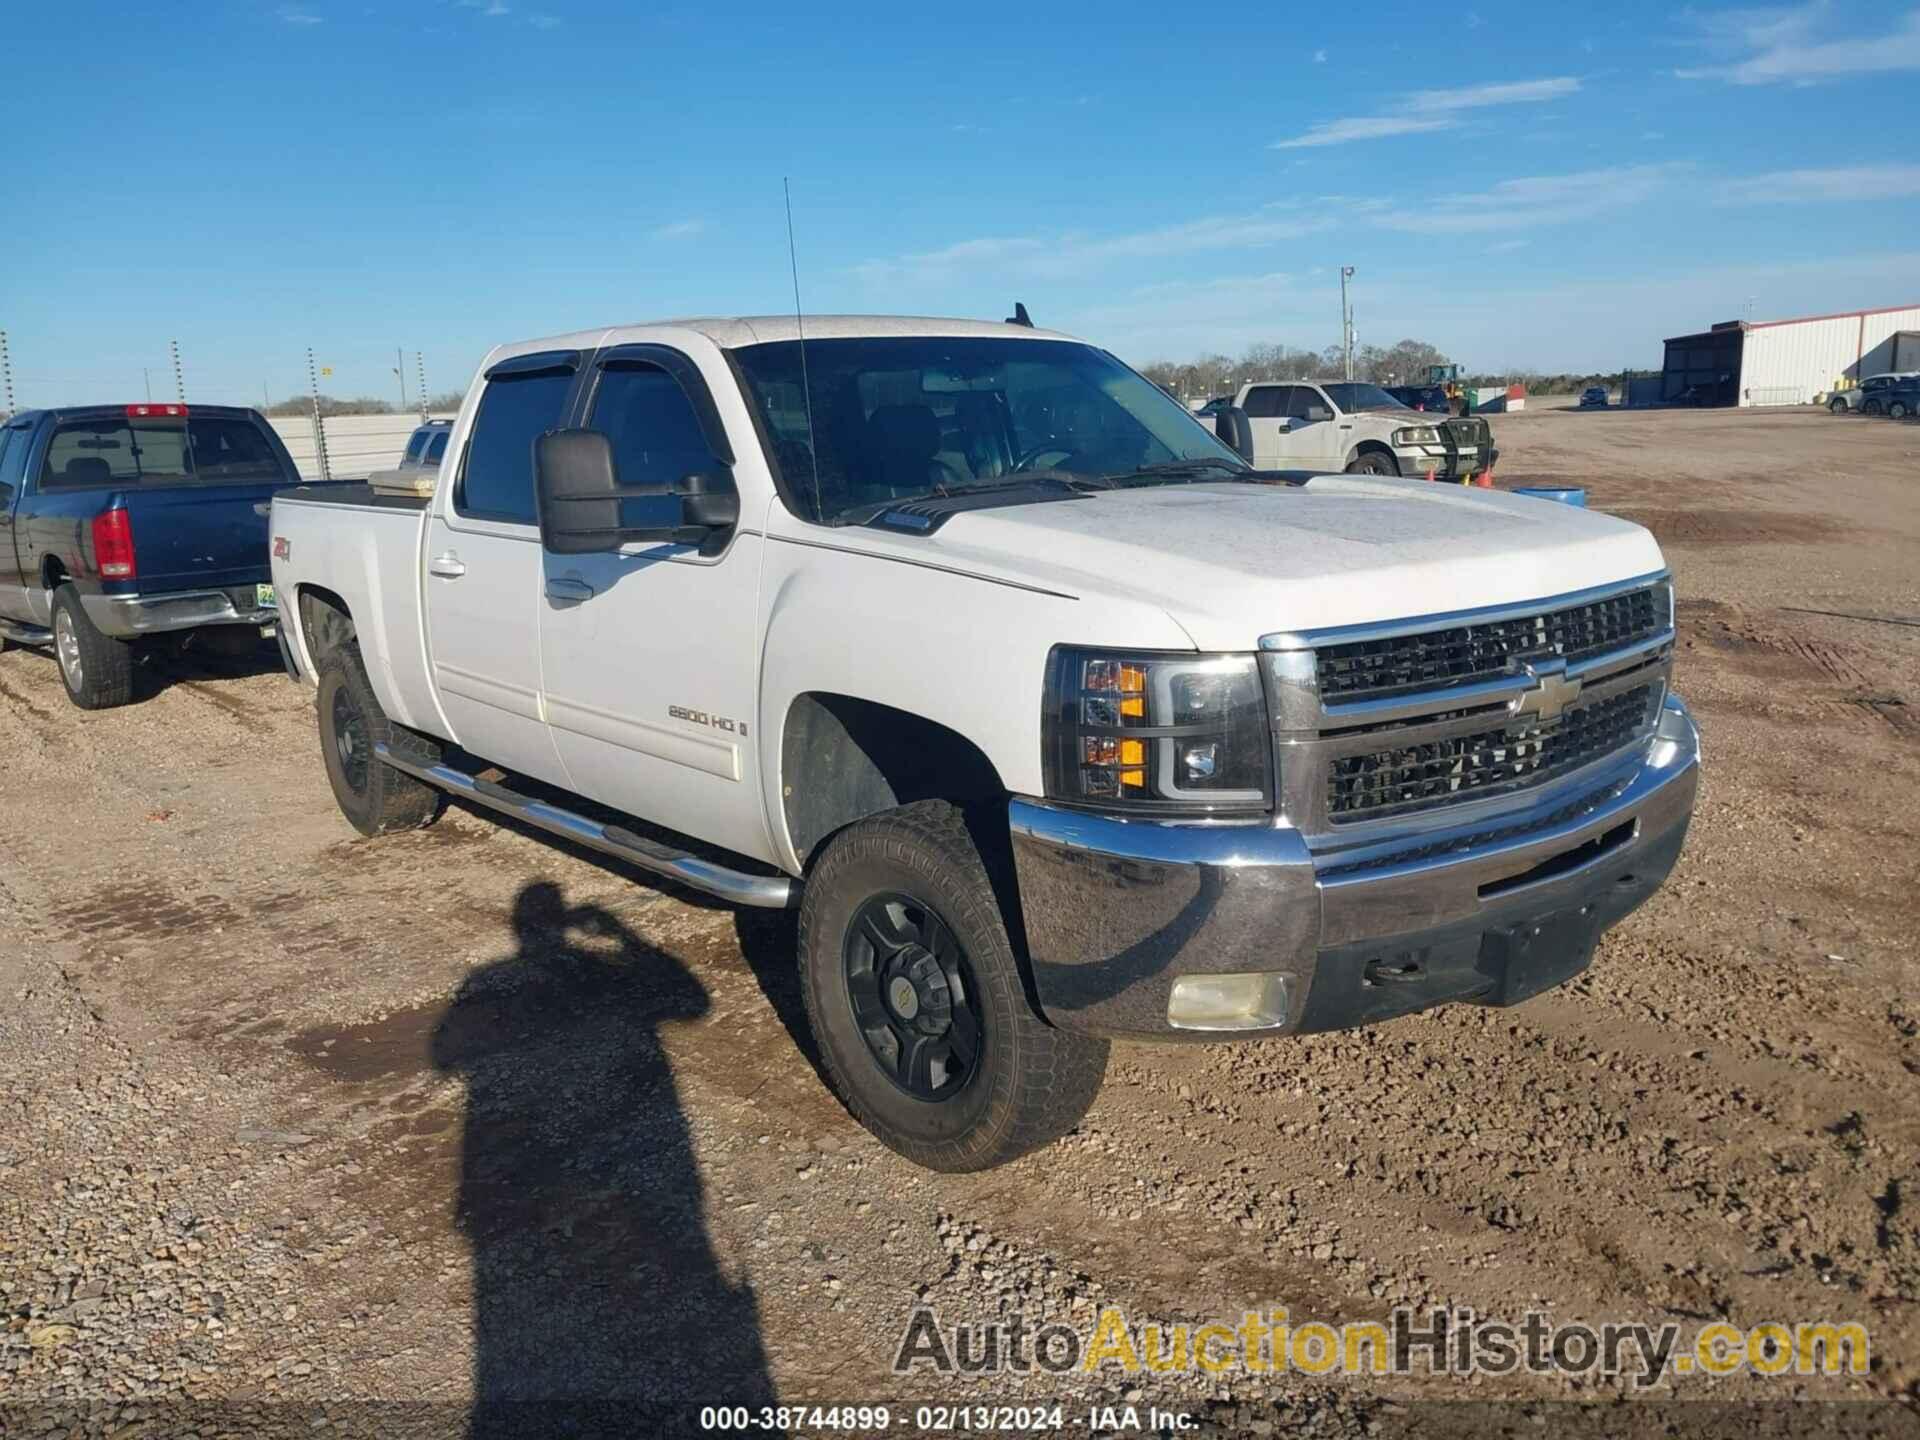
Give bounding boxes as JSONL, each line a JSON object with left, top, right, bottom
{"left": 1345, "top": 451, "right": 1398, "bottom": 475}
{"left": 316, "top": 644, "right": 441, "bottom": 836}
{"left": 51, "top": 584, "right": 134, "bottom": 710}
{"left": 1891, "top": 401, "right": 1911, "bottom": 420}
{"left": 799, "top": 800, "right": 1108, "bottom": 1172}
{"left": 1863, "top": 401, "right": 1883, "bottom": 416}
{"left": 1829, "top": 396, "right": 1850, "bottom": 414}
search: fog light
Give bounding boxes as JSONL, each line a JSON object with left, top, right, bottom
{"left": 1167, "top": 972, "right": 1291, "bottom": 1031}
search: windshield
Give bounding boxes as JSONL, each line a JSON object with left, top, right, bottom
{"left": 1321, "top": 383, "right": 1411, "bottom": 413}
{"left": 730, "top": 336, "right": 1247, "bottom": 524}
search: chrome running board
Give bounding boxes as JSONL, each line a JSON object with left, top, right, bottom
{"left": 0, "top": 618, "right": 52, "bottom": 645}
{"left": 373, "top": 743, "right": 796, "bottom": 908}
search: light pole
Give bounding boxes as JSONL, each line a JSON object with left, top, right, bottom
{"left": 1340, "top": 266, "right": 1356, "bottom": 381}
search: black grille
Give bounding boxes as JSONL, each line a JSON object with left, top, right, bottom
{"left": 1317, "top": 585, "right": 1665, "bottom": 703}
{"left": 1327, "top": 684, "right": 1658, "bottom": 824}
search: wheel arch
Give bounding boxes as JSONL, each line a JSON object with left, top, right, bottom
{"left": 295, "top": 584, "right": 356, "bottom": 673}
{"left": 779, "top": 692, "right": 1010, "bottom": 873}
{"left": 1346, "top": 439, "right": 1399, "bottom": 472}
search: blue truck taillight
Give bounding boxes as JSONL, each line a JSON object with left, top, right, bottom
{"left": 92, "top": 509, "right": 136, "bottom": 580}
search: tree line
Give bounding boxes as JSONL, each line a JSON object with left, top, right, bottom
{"left": 262, "top": 391, "right": 466, "bottom": 418}
{"left": 1138, "top": 339, "right": 1653, "bottom": 401}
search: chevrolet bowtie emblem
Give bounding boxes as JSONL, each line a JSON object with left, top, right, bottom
{"left": 1508, "top": 658, "right": 1582, "bottom": 723}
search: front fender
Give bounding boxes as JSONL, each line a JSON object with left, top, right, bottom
{"left": 754, "top": 534, "right": 1191, "bottom": 873}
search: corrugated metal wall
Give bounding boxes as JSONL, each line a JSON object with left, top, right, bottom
{"left": 267, "top": 412, "right": 456, "bottom": 481}
{"left": 1739, "top": 306, "right": 1920, "bottom": 406}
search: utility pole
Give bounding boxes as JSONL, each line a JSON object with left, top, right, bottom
{"left": 306, "top": 348, "right": 332, "bottom": 482}
{"left": 396, "top": 346, "right": 407, "bottom": 411}
{"left": 0, "top": 330, "right": 13, "bottom": 418}
{"left": 416, "top": 350, "right": 428, "bottom": 421}
{"left": 144, "top": 368, "right": 152, "bottom": 403}
{"left": 1340, "top": 267, "right": 1356, "bottom": 381}
{"left": 170, "top": 339, "right": 184, "bottom": 403}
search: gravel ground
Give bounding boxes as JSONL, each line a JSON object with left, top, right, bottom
{"left": 1, "top": 404, "right": 1917, "bottom": 1438}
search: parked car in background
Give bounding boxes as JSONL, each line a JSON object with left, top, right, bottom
{"left": 1216, "top": 379, "right": 1496, "bottom": 479}
{"left": 1831, "top": 373, "right": 1918, "bottom": 414}
{"left": 1191, "top": 397, "right": 1231, "bottom": 419}
{"left": 396, "top": 418, "right": 453, "bottom": 472}
{"left": 1878, "top": 379, "right": 1920, "bottom": 420}
{"left": 1579, "top": 386, "right": 1611, "bottom": 408}
{"left": 1383, "top": 384, "right": 1452, "bottom": 413}
{"left": 270, "top": 314, "right": 1693, "bottom": 1171}
{"left": 0, "top": 404, "right": 300, "bottom": 707}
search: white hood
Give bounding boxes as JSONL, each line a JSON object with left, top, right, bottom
{"left": 877, "top": 478, "right": 1666, "bottom": 652}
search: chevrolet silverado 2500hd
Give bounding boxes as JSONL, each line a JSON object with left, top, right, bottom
{"left": 0, "top": 404, "right": 299, "bottom": 708}
{"left": 270, "top": 316, "right": 1698, "bottom": 1172}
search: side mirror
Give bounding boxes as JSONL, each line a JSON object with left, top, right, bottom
{"left": 1214, "top": 406, "right": 1254, "bottom": 462}
{"left": 534, "top": 428, "right": 738, "bottom": 555}
{"left": 1305, "top": 404, "right": 1333, "bottom": 423}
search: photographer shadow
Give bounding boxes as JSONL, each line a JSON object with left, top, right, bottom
{"left": 432, "top": 880, "right": 775, "bottom": 1436}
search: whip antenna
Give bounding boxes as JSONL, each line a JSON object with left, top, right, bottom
{"left": 783, "top": 177, "right": 825, "bottom": 522}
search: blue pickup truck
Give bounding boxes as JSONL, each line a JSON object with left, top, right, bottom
{"left": 0, "top": 403, "right": 302, "bottom": 708}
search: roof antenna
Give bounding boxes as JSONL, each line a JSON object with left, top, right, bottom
{"left": 1007, "top": 301, "right": 1033, "bottom": 328}
{"left": 783, "top": 177, "right": 825, "bottom": 523}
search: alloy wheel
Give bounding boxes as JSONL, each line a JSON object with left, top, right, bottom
{"left": 331, "top": 684, "right": 371, "bottom": 795}
{"left": 843, "top": 893, "right": 982, "bottom": 1101}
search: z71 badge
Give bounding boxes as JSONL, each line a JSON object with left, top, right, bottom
{"left": 669, "top": 705, "right": 747, "bottom": 737}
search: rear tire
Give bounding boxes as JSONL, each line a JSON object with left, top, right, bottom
{"left": 1829, "top": 396, "right": 1850, "bottom": 414}
{"left": 1863, "top": 401, "right": 1883, "bottom": 416}
{"left": 316, "top": 644, "right": 441, "bottom": 836}
{"left": 51, "top": 584, "right": 134, "bottom": 710}
{"left": 799, "top": 800, "right": 1108, "bottom": 1172}
{"left": 1891, "top": 401, "right": 1911, "bottom": 420}
{"left": 1345, "top": 451, "right": 1398, "bottom": 475}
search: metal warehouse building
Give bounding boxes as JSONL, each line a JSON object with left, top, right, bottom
{"left": 1661, "top": 303, "right": 1920, "bottom": 407}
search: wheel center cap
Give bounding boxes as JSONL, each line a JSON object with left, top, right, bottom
{"left": 888, "top": 976, "right": 920, "bottom": 1019}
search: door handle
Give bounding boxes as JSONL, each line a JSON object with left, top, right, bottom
{"left": 429, "top": 552, "right": 467, "bottom": 579}
{"left": 544, "top": 577, "right": 595, "bottom": 603}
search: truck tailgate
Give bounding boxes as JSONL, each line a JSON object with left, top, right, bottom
{"left": 124, "top": 480, "right": 294, "bottom": 591}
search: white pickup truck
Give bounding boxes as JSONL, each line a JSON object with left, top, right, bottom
{"left": 1214, "top": 378, "right": 1496, "bottom": 480}
{"left": 269, "top": 315, "right": 1698, "bottom": 1172}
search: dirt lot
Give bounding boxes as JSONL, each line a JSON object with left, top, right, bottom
{"left": 2, "top": 405, "right": 1917, "bottom": 1438}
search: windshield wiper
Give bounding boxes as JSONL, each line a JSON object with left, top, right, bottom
{"left": 830, "top": 473, "right": 1107, "bottom": 528}
{"left": 1100, "top": 458, "right": 1248, "bottom": 484}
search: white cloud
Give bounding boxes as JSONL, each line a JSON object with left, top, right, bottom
{"left": 526, "top": 10, "right": 560, "bottom": 24}
{"left": 1716, "top": 164, "right": 1920, "bottom": 203}
{"left": 1271, "top": 116, "right": 1453, "bottom": 149}
{"left": 652, "top": 219, "right": 707, "bottom": 240}
{"left": 1676, "top": 3, "right": 1920, "bottom": 84}
{"left": 857, "top": 206, "right": 1334, "bottom": 281}
{"left": 1271, "top": 75, "right": 1580, "bottom": 148}
{"left": 1403, "top": 77, "right": 1581, "bottom": 112}
{"left": 1375, "top": 164, "right": 1686, "bottom": 235}
{"left": 1312, "top": 48, "right": 1327, "bottom": 63}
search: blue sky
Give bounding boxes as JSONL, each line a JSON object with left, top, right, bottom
{"left": 3, "top": 0, "right": 1918, "bottom": 407}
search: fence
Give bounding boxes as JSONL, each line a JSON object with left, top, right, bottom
{"left": 267, "top": 412, "right": 456, "bottom": 481}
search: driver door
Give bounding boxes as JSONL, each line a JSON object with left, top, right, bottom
{"left": 1286, "top": 385, "right": 1343, "bottom": 470}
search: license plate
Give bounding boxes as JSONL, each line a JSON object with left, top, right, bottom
{"left": 256, "top": 583, "right": 277, "bottom": 609}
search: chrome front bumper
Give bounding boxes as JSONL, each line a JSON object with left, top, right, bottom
{"left": 81, "top": 588, "right": 278, "bottom": 638}
{"left": 1008, "top": 694, "right": 1699, "bottom": 1039}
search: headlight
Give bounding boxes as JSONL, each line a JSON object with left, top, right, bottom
{"left": 1392, "top": 425, "right": 1440, "bottom": 446}
{"left": 1043, "top": 648, "right": 1272, "bottom": 814}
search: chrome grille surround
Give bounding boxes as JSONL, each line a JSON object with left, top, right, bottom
{"left": 1261, "top": 572, "right": 1676, "bottom": 845}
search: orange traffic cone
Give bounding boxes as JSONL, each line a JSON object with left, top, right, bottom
{"left": 1425, "top": 467, "right": 1436, "bottom": 483}
{"left": 1474, "top": 470, "right": 1494, "bottom": 489}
